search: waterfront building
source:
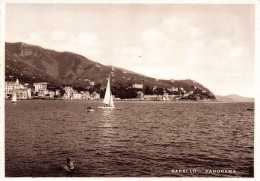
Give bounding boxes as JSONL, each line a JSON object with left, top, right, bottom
{"left": 33, "top": 82, "right": 48, "bottom": 92}
{"left": 64, "top": 86, "right": 74, "bottom": 99}
{"left": 163, "top": 92, "right": 169, "bottom": 101}
{"left": 168, "top": 95, "right": 179, "bottom": 101}
{"left": 27, "top": 88, "right": 32, "bottom": 99}
{"left": 90, "top": 91, "right": 100, "bottom": 100}
{"left": 16, "top": 88, "right": 30, "bottom": 99}
{"left": 14, "top": 79, "right": 25, "bottom": 89}
{"left": 183, "top": 93, "right": 190, "bottom": 97}
{"left": 143, "top": 95, "right": 158, "bottom": 101}
{"left": 63, "top": 93, "right": 70, "bottom": 100}
{"left": 5, "top": 79, "right": 29, "bottom": 99}
{"left": 137, "top": 91, "right": 144, "bottom": 100}
{"left": 38, "top": 89, "right": 49, "bottom": 98}
{"left": 5, "top": 81, "right": 14, "bottom": 98}
{"left": 55, "top": 89, "right": 61, "bottom": 97}
{"left": 73, "top": 93, "right": 82, "bottom": 100}
{"left": 80, "top": 91, "right": 91, "bottom": 100}
{"left": 47, "top": 90, "right": 55, "bottom": 99}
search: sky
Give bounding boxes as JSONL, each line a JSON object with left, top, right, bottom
{"left": 5, "top": 3, "right": 255, "bottom": 97}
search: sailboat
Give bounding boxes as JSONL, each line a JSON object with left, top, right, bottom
{"left": 98, "top": 75, "right": 115, "bottom": 109}
{"left": 12, "top": 91, "right": 17, "bottom": 103}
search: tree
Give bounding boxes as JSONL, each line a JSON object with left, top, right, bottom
{"left": 74, "top": 86, "right": 87, "bottom": 92}
{"left": 100, "top": 89, "right": 105, "bottom": 98}
{"left": 94, "top": 83, "right": 101, "bottom": 91}
{"left": 144, "top": 86, "right": 153, "bottom": 95}
{"left": 59, "top": 88, "right": 65, "bottom": 96}
{"left": 154, "top": 87, "right": 164, "bottom": 95}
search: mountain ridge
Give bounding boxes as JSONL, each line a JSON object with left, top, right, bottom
{"left": 5, "top": 42, "right": 216, "bottom": 100}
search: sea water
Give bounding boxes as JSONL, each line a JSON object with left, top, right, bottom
{"left": 5, "top": 100, "right": 254, "bottom": 177}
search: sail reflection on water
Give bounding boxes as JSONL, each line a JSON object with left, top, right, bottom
{"left": 100, "top": 110, "right": 116, "bottom": 147}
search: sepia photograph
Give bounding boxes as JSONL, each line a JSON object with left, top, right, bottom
{"left": 1, "top": 0, "right": 258, "bottom": 179}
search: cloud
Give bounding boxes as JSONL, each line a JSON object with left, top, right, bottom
{"left": 138, "top": 16, "right": 252, "bottom": 79}
{"left": 230, "top": 46, "right": 249, "bottom": 58}
{"left": 142, "top": 29, "right": 164, "bottom": 43}
{"left": 22, "top": 31, "right": 104, "bottom": 60}
{"left": 51, "top": 31, "right": 68, "bottom": 42}
{"left": 30, "top": 32, "right": 44, "bottom": 40}
{"left": 114, "top": 47, "right": 143, "bottom": 57}
{"left": 139, "top": 16, "right": 206, "bottom": 67}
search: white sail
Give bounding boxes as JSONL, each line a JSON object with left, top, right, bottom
{"left": 109, "top": 94, "right": 114, "bottom": 107}
{"left": 99, "top": 75, "right": 115, "bottom": 108}
{"left": 12, "top": 91, "right": 17, "bottom": 103}
{"left": 103, "top": 76, "right": 111, "bottom": 105}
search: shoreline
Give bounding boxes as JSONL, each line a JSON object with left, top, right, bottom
{"left": 4, "top": 99, "right": 254, "bottom": 103}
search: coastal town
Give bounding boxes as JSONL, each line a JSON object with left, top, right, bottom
{"left": 5, "top": 78, "right": 101, "bottom": 101}
{"left": 5, "top": 76, "right": 215, "bottom": 101}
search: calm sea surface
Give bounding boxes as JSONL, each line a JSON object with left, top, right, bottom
{"left": 5, "top": 100, "right": 254, "bottom": 177}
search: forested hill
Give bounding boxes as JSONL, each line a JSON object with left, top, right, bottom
{"left": 5, "top": 42, "right": 216, "bottom": 100}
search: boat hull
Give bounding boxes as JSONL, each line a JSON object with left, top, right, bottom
{"left": 98, "top": 106, "right": 115, "bottom": 109}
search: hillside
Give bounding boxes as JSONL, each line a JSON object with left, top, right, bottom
{"left": 226, "top": 94, "right": 254, "bottom": 102}
{"left": 216, "top": 94, "right": 254, "bottom": 102}
{"left": 215, "top": 95, "right": 235, "bottom": 102}
{"left": 5, "top": 42, "right": 216, "bottom": 100}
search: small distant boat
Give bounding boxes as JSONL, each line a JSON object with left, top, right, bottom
{"left": 86, "top": 107, "right": 95, "bottom": 112}
{"left": 247, "top": 108, "right": 254, "bottom": 111}
{"left": 98, "top": 75, "right": 115, "bottom": 109}
{"left": 12, "top": 91, "right": 17, "bottom": 103}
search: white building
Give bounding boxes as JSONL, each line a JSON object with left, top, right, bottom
{"left": 5, "top": 81, "right": 15, "bottom": 98}
{"left": 80, "top": 91, "right": 91, "bottom": 99}
{"left": 48, "top": 90, "right": 55, "bottom": 98}
{"left": 163, "top": 92, "right": 169, "bottom": 101}
{"left": 38, "top": 89, "right": 49, "bottom": 97}
{"left": 137, "top": 91, "right": 144, "bottom": 100}
{"left": 143, "top": 95, "right": 158, "bottom": 101}
{"left": 90, "top": 81, "right": 95, "bottom": 86}
{"left": 64, "top": 86, "right": 74, "bottom": 99}
{"left": 5, "top": 79, "right": 30, "bottom": 99}
{"left": 27, "top": 88, "right": 32, "bottom": 99}
{"left": 73, "top": 93, "right": 83, "bottom": 100}
{"left": 91, "top": 91, "right": 100, "bottom": 100}
{"left": 171, "top": 87, "right": 178, "bottom": 92}
{"left": 132, "top": 83, "right": 143, "bottom": 89}
{"left": 33, "top": 82, "right": 48, "bottom": 92}
{"left": 55, "top": 89, "right": 61, "bottom": 96}
{"left": 183, "top": 93, "right": 190, "bottom": 97}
